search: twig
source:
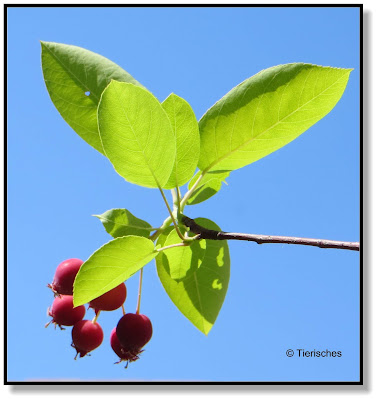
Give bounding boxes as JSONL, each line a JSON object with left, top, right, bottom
{"left": 181, "top": 216, "right": 360, "bottom": 251}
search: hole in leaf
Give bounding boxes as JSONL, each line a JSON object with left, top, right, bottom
{"left": 85, "top": 91, "right": 90, "bottom": 96}
{"left": 216, "top": 247, "right": 225, "bottom": 267}
{"left": 212, "top": 279, "right": 223, "bottom": 291}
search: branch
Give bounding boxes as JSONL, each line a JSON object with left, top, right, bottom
{"left": 181, "top": 216, "right": 360, "bottom": 252}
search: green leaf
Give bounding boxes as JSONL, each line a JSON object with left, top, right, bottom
{"left": 94, "top": 209, "right": 153, "bottom": 239}
{"left": 187, "top": 170, "right": 230, "bottom": 205}
{"left": 41, "top": 41, "right": 143, "bottom": 155}
{"left": 73, "top": 236, "right": 156, "bottom": 306}
{"left": 162, "top": 228, "right": 206, "bottom": 280}
{"left": 97, "top": 81, "right": 176, "bottom": 188}
{"left": 161, "top": 94, "right": 200, "bottom": 189}
{"left": 198, "top": 63, "right": 352, "bottom": 172}
{"left": 156, "top": 218, "right": 230, "bottom": 335}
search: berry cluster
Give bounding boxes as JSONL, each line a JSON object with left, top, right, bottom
{"left": 46, "top": 258, "right": 152, "bottom": 366}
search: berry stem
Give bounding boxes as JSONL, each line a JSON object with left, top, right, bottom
{"left": 92, "top": 310, "right": 101, "bottom": 324}
{"left": 136, "top": 268, "right": 144, "bottom": 315}
{"left": 122, "top": 304, "right": 126, "bottom": 316}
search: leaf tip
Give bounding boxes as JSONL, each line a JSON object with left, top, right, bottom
{"left": 40, "top": 40, "right": 53, "bottom": 49}
{"left": 201, "top": 326, "right": 211, "bottom": 336}
{"left": 72, "top": 294, "right": 84, "bottom": 308}
{"left": 40, "top": 41, "right": 47, "bottom": 51}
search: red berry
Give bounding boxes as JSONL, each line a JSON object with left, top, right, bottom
{"left": 110, "top": 327, "right": 127, "bottom": 361}
{"left": 48, "top": 258, "right": 83, "bottom": 295}
{"left": 89, "top": 283, "right": 127, "bottom": 312}
{"left": 116, "top": 313, "right": 152, "bottom": 360}
{"left": 46, "top": 295, "right": 85, "bottom": 328}
{"left": 72, "top": 320, "right": 104, "bottom": 359}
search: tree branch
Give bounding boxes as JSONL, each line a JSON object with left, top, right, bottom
{"left": 181, "top": 216, "right": 360, "bottom": 251}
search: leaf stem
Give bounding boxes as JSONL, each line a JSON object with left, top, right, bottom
{"left": 149, "top": 215, "right": 174, "bottom": 242}
{"left": 171, "top": 187, "right": 181, "bottom": 216}
{"left": 171, "top": 189, "right": 178, "bottom": 213}
{"left": 136, "top": 268, "right": 143, "bottom": 315}
{"left": 156, "top": 242, "right": 189, "bottom": 252}
{"left": 180, "top": 171, "right": 206, "bottom": 210}
{"left": 149, "top": 230, "right": 161, "bottom": 241}
{"left": 158, "top": 186, "right": 185, "bottom": 240}
{"left": 177, "top": 187, "right": 182, "bottom": 215}
{"left": 150, "top": 180, "right": 202, "bottom": 243}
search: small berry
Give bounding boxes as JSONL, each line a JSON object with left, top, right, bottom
{"left": 46, "top": 295, "right": 85, "bottom": 328}
{"left": 48, "top": 258, "right": 83, "bottom": 295}
{"left": 110, "top": 327, "right": 128, "bottom": 361}
{"left": 89, "top": 283, "right": 127, "bottom": 312}
{"left": 72, "top": 320, "right": 104, "bottom": 359}
{"left": 116, "top": 313, "right": 152, "bottom": 362}
{"left": 110, "top": 327, "right": 144, "bottom": 366}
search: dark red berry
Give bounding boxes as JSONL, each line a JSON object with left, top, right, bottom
{"left": 71, "top": 320, "right": 104, "bottom": 359}
{"left": 48, "top": 258, "right": 83, "bottom": 295}
{"left": 46, "top": 295, "right": 85, "bottom": 328}
{"left": 110, "top": 327, "right": 143, "bottom": 365}
{"left": 89, "top": 283, "right": 127, "bottom": 312}
{"left": 116, "top": 313, "right": 152, "bottom": 359}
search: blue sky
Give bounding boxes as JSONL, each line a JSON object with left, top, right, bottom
{"left": 7, "top": 6, "right": 360, "bottom": 382}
